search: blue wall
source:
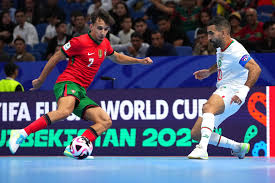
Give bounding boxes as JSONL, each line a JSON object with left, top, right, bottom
{"left": 0, "top": 54, "right": 274, "bottom": 91}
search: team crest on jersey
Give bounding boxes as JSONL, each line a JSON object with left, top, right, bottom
{"left": 98, "top": 49, "right": 103, "bottom": 58}
{"left": 64, "top": 42, "right": 71, "bottom": 51}
{"left": 71, "top": 90, "right": 76, "bottom": 94}
{"left": 104, "top": 49, "right": 107, "bottom": 56}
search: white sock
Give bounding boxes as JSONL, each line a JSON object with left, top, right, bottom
{"left": 20, "top": 129, "right": 28, "bottom": 138}
{"left": 209, "top": 132, "right": 240, "bottom": 151}
{"left": 199, "top": 113, "right": 214, "bottom": 151}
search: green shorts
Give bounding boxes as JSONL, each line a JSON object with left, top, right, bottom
{"left": 53, "top": 81, "right": 99, "bottom": 119}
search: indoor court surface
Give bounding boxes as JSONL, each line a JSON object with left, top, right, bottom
{"left": 0, "top": 156, "right": 274, "bottom": 183}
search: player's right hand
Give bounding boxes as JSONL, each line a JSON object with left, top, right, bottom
{"left": 30, "top": 78, "right": 43, "bottom": 91}
{"left": 193, "top": 69, "right": 210, "bottom": 80}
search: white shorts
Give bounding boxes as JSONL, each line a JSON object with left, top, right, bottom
{"left": 208, "top": 85, "right": 245, "bottom": 128}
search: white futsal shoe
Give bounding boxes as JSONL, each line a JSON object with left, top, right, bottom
{"left": 231, "top": 143, "right": 250, "bottom": 159}
{"left": 187, "top": 145, "right": 208, "bottom": 160}
{"left": 63, "top": 145, "right": 94, "bottom": 160}
{"left": 9, "top": 129, "right": 27, "bottom": 154}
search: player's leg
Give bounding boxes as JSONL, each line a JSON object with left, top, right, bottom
{"left": 188, "top": 94, "right": 224, "bottom": 159}
{"left": 63, "top": 95, "right": 111, "bottom": 158}
{"left": 191, "top": 116, "right": 245, "bottom": 153}
{"left": 81, "top": 106, "right": 112, "bottom": 142}
{"left": 9, "top": 96, "right": 76, "bottom": 154}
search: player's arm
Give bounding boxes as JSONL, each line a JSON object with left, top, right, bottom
{"left": 231, "top": 58, "right": 261, "bottom": 105}
{"left": 108, "top": 51, "right": 153, "bottom": 65}
{"left": 193, "top": 63, "right": 217, "bottom": 80}
{"left": 30, "top": 50, "right": 66, "bottom": 90}
{"left": 243, "top": 58, "right": 261, "bottom": 88}
{"left": 208, "top": 63, "right": 217, "bottom": 74}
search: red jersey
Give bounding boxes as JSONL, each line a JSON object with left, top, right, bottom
{"left": 57, "top": 32, "right": 114, "bottom": 89}
{"left": 239, "top": 22, "right": 264, "bottom": 42}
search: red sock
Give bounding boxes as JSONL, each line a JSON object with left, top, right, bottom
{"left": 81, "top": 127, "right": 98, "bottom": 142}
{"left": 24, "top": 114, "right": 52, "bottom": 135}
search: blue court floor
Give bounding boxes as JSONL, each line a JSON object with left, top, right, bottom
{"left": 0, "top": 157, "right": 274, "bottom": 183}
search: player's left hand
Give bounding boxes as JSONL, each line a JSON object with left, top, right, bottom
{"left": 230, "top": 95, "right": 242, "bottom": 105}
{"left": 140, "top": 57, "right": 153, "bottom": 65}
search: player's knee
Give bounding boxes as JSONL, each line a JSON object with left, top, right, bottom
{"left": 58, "top": 109, "right": 72, "bottom": 119}
{"left": 101, "top": 117, "right": 112, "bottom": 130}
{"left": 191, "top": 129, "right": 201, "bottom": 141}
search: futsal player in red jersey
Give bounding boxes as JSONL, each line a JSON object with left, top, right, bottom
{"left": 9, "top": 9, "right": 153, "bottom": 156}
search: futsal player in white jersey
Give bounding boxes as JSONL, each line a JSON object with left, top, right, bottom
{"left": 188, "top": 16, "right": 261, "bottom": 160}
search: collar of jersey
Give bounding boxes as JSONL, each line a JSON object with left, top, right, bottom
{"left": 221, "top": 39, "right": 234, "bottom": 52}
{"left": 88, "top": 31, "right": 102, "bottom": 45}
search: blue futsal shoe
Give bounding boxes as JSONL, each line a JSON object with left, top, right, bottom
{"left": 9, "top": 129, "right": 27, "bottom": 154}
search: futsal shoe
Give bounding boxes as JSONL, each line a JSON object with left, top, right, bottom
{"left": 231, "top": 143, "right": 250, "bottom": 159}
{"left": 63, "top": 145, "right": 94, "bottom": 160}
{"left": 9, "top": 129, "right": 27, "bottom": 154}
{"left": 187, "top": 145, "right": 208, "bottom": 160}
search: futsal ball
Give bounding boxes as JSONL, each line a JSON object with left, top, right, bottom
{"left": 70, "top": 136, "right": 93, "bottom": 159}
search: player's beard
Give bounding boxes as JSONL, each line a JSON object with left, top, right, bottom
{"left": 210, "top": 39, "right": 222, "bottom": 48}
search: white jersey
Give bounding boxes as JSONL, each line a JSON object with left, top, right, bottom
{"left": 216, "top": 39, "right": 251, "bottom": 89}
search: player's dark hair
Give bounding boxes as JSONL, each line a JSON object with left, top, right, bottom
{"left": 208, "top": 16, "right": 231, "bottom": 33}
{"left": 90, "top": 9, "right": 115, "bottom": 26}
{"left": 4, "top": 62, "right": 19, "bottom": 77}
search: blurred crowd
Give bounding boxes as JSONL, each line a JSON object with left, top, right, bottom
{"left": 0, "top": 0, "right": 275, "bottom": 62}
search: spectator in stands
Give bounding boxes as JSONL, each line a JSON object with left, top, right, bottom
{"left": 0, "top": 0, "right": 16, "bottom": 23}
{"left": 229, "top": 11, "right": 242, "bottom": 40}
{"left": 0, "top": 62, "right": 24, "bottom": 92}
{"left": 0, "top": 11, "right": 15, "bottom": 44}
{"left": 11, "top": 37, "right": 35, "bottom": 62}
{"left": 194, "top": 10, "right": 211, "bottom": 39}
{"left": 72, "top": 11, "right": 89, "bottom": 37}
{"left": 112, "top": 32, "right": 150, "bottom": 57}
{"left": 150, "top": 0, "right": 201, "bottom": 32}
{"left": 144, "top": 0, "right": 176, "bottom": 24}
{"left": 192, "top": 28, "right": 215, "bottom": 56}
{"left": 41, "top": 13, "right": 60, "bottom": 43}
{"left": 253, "top": 21, "right": 275, "bottom": 53}
{"left": 106, "top": 32, "right": 121, "bottom": 45}
{"left": 45, "top": 22, "right": 72, "bottom": 60}
{"left": 110, "top": 1, "right": 130, "bottom": 35}
{"left": 146, "top": 31, "right": 178, "bottom": 56}
{"left": 156, "top": 16, "right": 190, "bottom": 46}
{"left": 239, "top": 8, "right": 264, "bottom": 42}
{"left": 0, "top": 36, "right": 10, "bottom": 62}
{"left": 13, "top": 9, "right": 39, "bottom": 47}
{"left": 23, "top": 0, "right": 37, "bottom": 25}
{"left": 134, "top": 18, "right": 152, "bottom": 44}
{"left": 38, "top": 0, "right": 66, "bottom": 24}
{"left": 87, "top": 0, "right": 113, "bottom": 16}
{"left": 66, "top": 11, "right": 79, "bottom": 37}
{"left": 118, "top": 16, "right": 135, "bottom": 44}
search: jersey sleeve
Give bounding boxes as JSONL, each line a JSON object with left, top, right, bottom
{"left": 61, "top": 37, "right": 81, "bottom": 58}
{"left": 106, "top": 39, "right": 114, "bottom": 56}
